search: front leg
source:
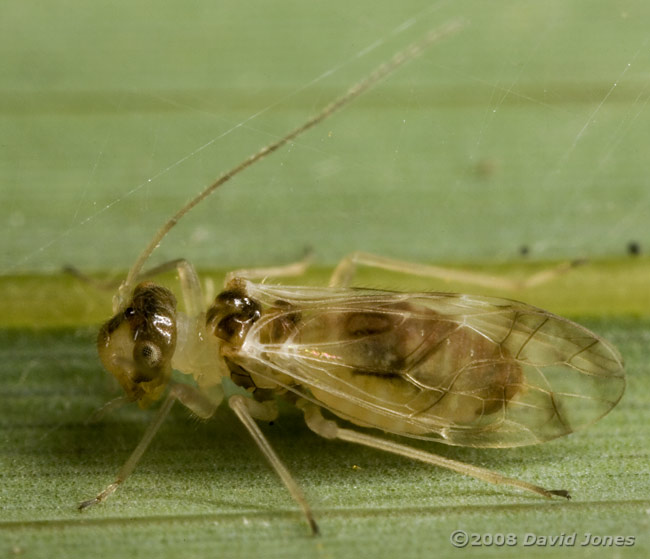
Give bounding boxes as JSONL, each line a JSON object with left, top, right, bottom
{"left": 79, "top": 383, "right": 219, "bottom": 510}
{"left": 66, "top": 258, "right": 206, "bottom": 317}
{"left": 135, "top": 258, "right": 204, "bottom": 317}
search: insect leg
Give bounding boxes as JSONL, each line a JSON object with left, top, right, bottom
{"left": 113, "top": 258, "right": 205, "bottom": 316}
{"left": 79, "top": 383, "right": 219, "bottom": 510}
{"left": 299, "top": 401, "right": 570, "bottom": 500}
{"left": 165, "top": 259, "right": 203, "bottom": 317}
{"left": 225, "top": 249, "right": 313, "bottom": 285}
{"left": 228, "top": 395, "right": 319, "bottom": 536}
{"left": 328, "top": 251, "right": 584, "bottom": 290}
{"left": 62, "top": 264, "right": 123, "bottom": 291}
{"left": 67, "top": 258, "right": 206, "bottom": 316}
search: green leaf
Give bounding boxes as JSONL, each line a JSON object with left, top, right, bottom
{"left": 2, "top": 1, "right": 649, "bottom": 558}
{"left": 3, "top": 1, "right": 650, "bottom": 275}
{"left": 1, "top": 319, "right": 648, "bottom": 558}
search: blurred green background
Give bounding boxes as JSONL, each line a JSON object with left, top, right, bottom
{"left": 1, "top": 1, "right": 649, "bottom": 558}
{"left": 2, "top": 0, "right": 649, "bottom": 275}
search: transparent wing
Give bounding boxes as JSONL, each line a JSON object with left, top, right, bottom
{"left": 235, "top": 282, "right": 625, "bottom": 448}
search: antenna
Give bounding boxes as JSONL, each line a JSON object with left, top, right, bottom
{"left": 118, "top": 19, "right": 466, "bottom": 307}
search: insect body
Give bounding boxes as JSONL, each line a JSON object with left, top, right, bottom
{"left": 89, "top": 272, "right": 624, "bottom": 533}
{"left": 81, "top": 22, "right": 625, "bottom": 535}
{"left": 217, "top": 282, "right": 623, "bottom": 449}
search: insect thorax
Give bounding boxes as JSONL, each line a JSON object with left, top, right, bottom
{"left": 205, "top": 280, "right": 300, "bottom": 395}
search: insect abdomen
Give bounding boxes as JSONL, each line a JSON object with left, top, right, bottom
{"left": 293, "top": 303, "right": 525, "bottom": 438}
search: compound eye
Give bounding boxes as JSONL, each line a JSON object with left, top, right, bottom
{"left": 133, "top": 340, "right": 162, "bottom": 372}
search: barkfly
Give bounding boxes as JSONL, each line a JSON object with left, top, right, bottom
{"left": 79, "top": 20, "right": 625, "bottom": 535}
